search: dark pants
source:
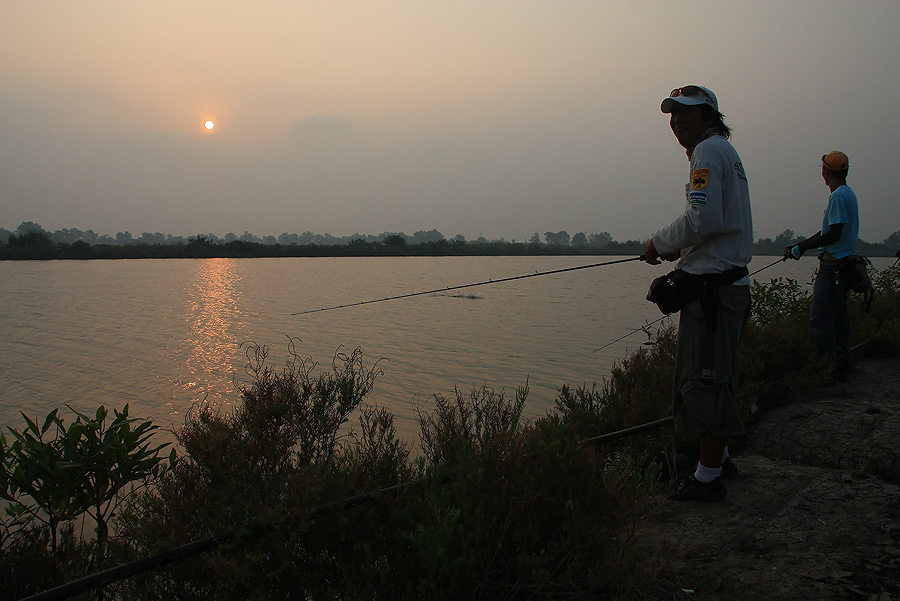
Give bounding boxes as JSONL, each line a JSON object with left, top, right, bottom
{"left": 810, "top": 263, "right": 852, "bottom": 376}
{"left": 673, "top": 285, "right": 751, "bottom": 437}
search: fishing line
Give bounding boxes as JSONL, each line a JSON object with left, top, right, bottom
{"left": 292, "top": 255, "right": 644, "bottom": 316}
{"left": 592, "top": 316, "right": 668, "bottom": 353}
{"left": 592, "top": 256, "right": 788, "bottom": 353}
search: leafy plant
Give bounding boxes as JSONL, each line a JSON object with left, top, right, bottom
{"left": 0, "top": 405, "right": 170, "bottom": 597}
{"left": 115, "top": 342, "right": 392, "bottom": 600}
{"left": 235, "top": 338, "right": 383, "bottom": 466}
{"left": 1, "top": 410, "right": 81, "bottom": 566}
{"left": 341, "top": 404, "right": 416, "bottom": 489}
{"left": 417, "top": 382, "right": 527, "bottom": 467}
{"left": 853, "top": 262, "right": 900, "bottom": 357}
{"left": 406, "top": 382, "right": 657, "bottom": 600}
{"left": 749, "top": 275, "right": 811, "bottom": 328}
{"left": 61, "top": 405, "right": 171, "bottom": 570}
{"left": 742, "top": 264, "right": 900, "bottom": 391}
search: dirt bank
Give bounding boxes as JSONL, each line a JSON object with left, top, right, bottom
{"left": 634, "top": 357, "right": 900, "bottom": 601}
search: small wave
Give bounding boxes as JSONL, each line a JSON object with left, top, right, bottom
{"left": 439, "top": 292, "right": 483, "bottom": 300}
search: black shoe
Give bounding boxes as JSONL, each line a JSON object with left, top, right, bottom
{"left": 669, "top": 476, "right": 726, "bottom": 502}
{"left": 721, "top": 457, "right": 739, "bottom": 480}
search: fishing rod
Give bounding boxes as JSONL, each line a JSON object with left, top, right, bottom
{"left": 748, "top": 256, "right": 790, "bottom": 278}
{"left": 592, "top": 256, "right": 788, "bottom": 353}
{"left": 292, "top": 255, "right": 645, "bottom": 316}
{"left": 22, "top": 480, "right": 416, "bottom": 601}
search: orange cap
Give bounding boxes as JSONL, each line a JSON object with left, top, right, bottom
{"left": 821, "top": 151, "right": 849, "bottom": 171}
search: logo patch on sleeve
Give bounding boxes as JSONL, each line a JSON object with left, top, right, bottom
{"left": 691, "top": 169, "right": 709, "bottom": 190}
{"left": 689, "top": 191, "right": 708, "bottom": 206}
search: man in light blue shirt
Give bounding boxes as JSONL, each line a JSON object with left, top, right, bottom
{"left": 784, "top": 151, "right": 859, "bottom": 381}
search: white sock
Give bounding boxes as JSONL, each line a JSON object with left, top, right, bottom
{"left": 694, "top": 463, "right": 722, "bottom": 483}
{"left": 721, "top": 446, "right": 730, "bottom": 462}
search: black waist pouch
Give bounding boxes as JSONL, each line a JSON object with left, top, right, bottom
{"left": 646, "top": 266, "right": 748, "bottom": 316}
{"left": 838, "top": 255, "right": 872, "bottom": 294}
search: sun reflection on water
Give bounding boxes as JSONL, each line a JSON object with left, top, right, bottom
{"left": 178, "top": 258, "right": 246, "bottom": 410}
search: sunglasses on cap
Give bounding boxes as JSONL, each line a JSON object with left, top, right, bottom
{"left": 669, "top": 86, "right": 712, "bottom": 102}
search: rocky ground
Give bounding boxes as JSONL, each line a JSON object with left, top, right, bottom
{"left": 633, "top": 357, "right": 900, "bottom": 601}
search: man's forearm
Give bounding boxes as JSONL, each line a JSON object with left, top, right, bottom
{"left": 799, "top": 224, "right": 844, "bottom": 252}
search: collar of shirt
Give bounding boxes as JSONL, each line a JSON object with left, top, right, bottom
{"left": 686, "top": 128, "right": 720, "bottom": 160}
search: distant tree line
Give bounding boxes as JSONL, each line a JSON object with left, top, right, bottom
{"left": 1, "top": 221, "right": 898, "bottom": 260}
{"left": 753, "top": 228, "right": 900, "bottom": 258}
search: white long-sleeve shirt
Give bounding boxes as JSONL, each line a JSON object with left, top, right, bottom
{"left": 652, "top": 134, "right": 753, "bottom": 284}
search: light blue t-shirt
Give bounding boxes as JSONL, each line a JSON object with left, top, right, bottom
{"left": 820, "top": 185, "right": 858, "bottom": 259}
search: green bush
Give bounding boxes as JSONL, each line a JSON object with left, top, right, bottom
{"left": 853, "top": 262, "right": 900, "bottom": 357}
{"left": 406, "top": 383, "right": 657, "bottom": 600}
{"left": 547, "top": 323, "right": 677, "bottom": 469}
{"left": 110, "top": 346, "right": 658, "bottom": 600}
{"left": 0, "top": 405, "right": 170, "bottom": 599}
{"left": 741, "top": 263, "right": 900, "bottom": 400}
{"left": 738, "top": 276, "right": 821, "bottom": 405}
{"left": 112, "top": 342, "right": 412, "bottom": 600}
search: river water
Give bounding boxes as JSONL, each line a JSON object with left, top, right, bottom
{"left": 0, "top": 255, "right": 879, "bottom": 445}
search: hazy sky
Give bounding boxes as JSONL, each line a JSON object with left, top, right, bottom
{"left": 2, "top": 1, "right": 898, "bottom": 243}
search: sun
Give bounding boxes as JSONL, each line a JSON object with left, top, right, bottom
{"left": 204, "top": 120, "right": 215, "bottom": 130}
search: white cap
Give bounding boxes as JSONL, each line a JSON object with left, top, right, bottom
{"left": 661, "top": 85, "right": 720, "bottom": 114}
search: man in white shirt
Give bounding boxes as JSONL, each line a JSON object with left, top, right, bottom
{"left": 645, "top": 85, "right": 753, "bottom": 502}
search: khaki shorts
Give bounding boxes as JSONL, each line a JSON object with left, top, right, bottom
{"left": 672, "top": 285, "right": 750, "bottom": 437}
